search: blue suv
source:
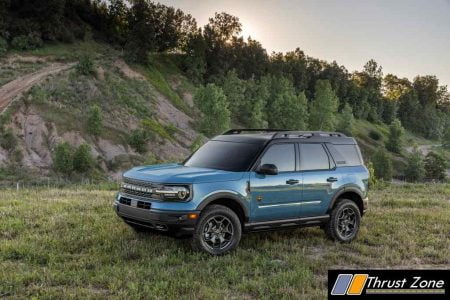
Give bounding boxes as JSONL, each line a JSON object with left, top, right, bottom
{"left": 113, "top": 129, "right": 369, "bottom": 255}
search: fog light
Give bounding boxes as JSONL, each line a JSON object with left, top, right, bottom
{"left": 187, "top": 213, "right": 198, "bottom": 220}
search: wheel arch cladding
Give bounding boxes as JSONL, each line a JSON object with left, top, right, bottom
{"left": 329, "top": 189, "right": 364, "bottom": 215}
{"left": 197, "top": 193, "right": 249, "bottom": 224}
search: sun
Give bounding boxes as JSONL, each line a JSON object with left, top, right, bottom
{"left": 240, "top": 21, "right": 258, "bottom": 40}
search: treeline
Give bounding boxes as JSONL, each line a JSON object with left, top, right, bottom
{"left": 1, "top": 0, "right": 449, "bottom": 141}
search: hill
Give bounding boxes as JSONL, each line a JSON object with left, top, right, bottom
{"left": 1, "top": 40, "right": 448, "bottom": 184}
{"left": 0, "top": 41, "right": 202, "bottom": 182}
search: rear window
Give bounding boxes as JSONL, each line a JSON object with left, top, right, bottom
{"left": 300, "top": 143, "right": 330, "bottom": 170}
{"left": 326, "top": 144, "right": 362, "bottom": 166}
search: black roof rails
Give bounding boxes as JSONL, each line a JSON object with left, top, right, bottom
{"left": 273, "top": 131, "right": 346, "bottom": 139}
{"left": 222, "top": 129, "right": 290, "bottom": 135}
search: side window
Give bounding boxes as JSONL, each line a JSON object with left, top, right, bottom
{"left": 300, "top": 143, "right": 330, "bottom": 171}
{"left": 259, "top": 143, "right": 296, "bottom": 172}
{"left": 327, "top": 144, "right": 363, "bottom": 166}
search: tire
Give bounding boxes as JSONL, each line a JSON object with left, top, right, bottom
{"left": 324, "top": 199, "right": 361, "bottom": 243}
{"left": 191, "top": 205, "right": 242, "bottom": 255}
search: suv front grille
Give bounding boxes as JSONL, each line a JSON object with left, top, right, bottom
{"left": 121, "top": 177, "right": 162, "bottom": 199}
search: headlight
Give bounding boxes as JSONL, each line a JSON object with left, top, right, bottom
{"left": 155, "top": 185, "right": 190, "bottom": 201}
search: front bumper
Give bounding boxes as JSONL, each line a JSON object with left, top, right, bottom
{"left": 113, "top": 195, "right": 199, "bottom": 233}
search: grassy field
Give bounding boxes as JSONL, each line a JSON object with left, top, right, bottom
{"left": 1, "top": 184, "right": 449, "bottom": 299}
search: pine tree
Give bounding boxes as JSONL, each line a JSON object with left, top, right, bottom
{"left": 309, "top": 80, "right": 338, "bottom": 131}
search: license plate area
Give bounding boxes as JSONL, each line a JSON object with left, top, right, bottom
{"left": 120, "top": 197, "right": 151, "bottom": 210}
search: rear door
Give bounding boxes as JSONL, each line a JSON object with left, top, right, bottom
{"left": 250, "top": 143, "right": 303, "bottom": 221}
{"left": 299, "top": 143, "right": 340, "bottom": 217}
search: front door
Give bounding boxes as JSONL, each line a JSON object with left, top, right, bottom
{"left": 250, "top": 143, "right": 302, "bottom": 221}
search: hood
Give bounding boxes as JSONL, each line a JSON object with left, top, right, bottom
{"left": 123, "top": 163, "right": 245, "bottom": 184}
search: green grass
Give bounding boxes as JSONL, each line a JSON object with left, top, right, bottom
{"left": 0, "top": 60, "right": 48, "bottom": 86}
{"left": 137, "top": 53, "right": 192, "bottom": 116}
{"left": 1, "top": 184, "right": 449, "bottom": 299}
{"left": 14, "top": 41, "right": 116, "bottom": 62}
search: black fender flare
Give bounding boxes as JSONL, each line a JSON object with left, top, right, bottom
{"left": 196, "top": 192, "right": 250, "bottom": 220}
{"left": 328, "top": 187, "right": 364, "bottom": 212}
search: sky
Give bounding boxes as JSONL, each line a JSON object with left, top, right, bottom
{"left": 157, "top": 0, "right": 450, "bottom": 87}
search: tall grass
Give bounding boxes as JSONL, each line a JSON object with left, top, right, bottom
{"left": 0, "top": 183, "right": 449, "bottom": 298}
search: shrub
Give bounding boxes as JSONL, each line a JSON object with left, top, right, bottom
{"left": 73, "top": 144, "right": 94, "bottom": 173}
{"left": 128, "top": 129, "right": 149, "bottom": 153}
{"left": 142, "top": 119, "right": 171, "bottom": 140}
{"left": 86, "top": 105, "right": 103, "bottom": 136}
{"left": 10, "top": 32, "right": 43, "bottom": 50}
{"left": 0, "top": 37, "right": 7, "bottom": 57}
{"left": 53, "top": 142, "right": 74, "bottom": 174}
{"left": 372, "top": 148, "right": 393, "bottom": 181}
{"left": 405, "top": 149, "right": 425, "bottom": 182}
{"left": 0, "top": 128, "right": 18, "bottom": 151}
{"left": 424, "top": 151, "right": 447, "bottom": 181}
{"left": 76, "top": 55, "right": 96, "bottom": 76}
{"left": 368, "top": 129, "right": 382, "bottom": 141}
{"left": 367, "top": 161, "right": 378, "bottom": 188}
{"left": 386, "top": 119, "right": 404, "bottom": 154}
{"left": 11, "top": 35, "right": 29, "bottom": 50}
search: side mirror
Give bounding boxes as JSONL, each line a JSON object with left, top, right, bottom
{"left": 256, "top": 164, "right": 278, "bottom": 175}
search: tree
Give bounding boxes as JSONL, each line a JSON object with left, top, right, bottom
{"left": 194, "top": 84, "right": 230, "bottom": 137}
{"left": 372, "top": 148, "right": 393, "bottom": 181}
{"left": 442, "top": 128, "right": 450, "bottom": 149}
{"left": 220, "top": 70, "right": 246, "bottom": 122}
{"left": 240, "top": 78, "right": 269, "bottom": 128}
{"left": 264, "top": 75, "right": 308, "bottom": 130}
{"left": 405, "top": 149, "right": 425, "bottom": 182}
{"left": 203, "top": 12, "right": 242, "bottom": 78}
{"left": 270, "top": 90, "right": 308, "bottom": 130}
{"left": 309, "top": 80, "right": 338, "bottom": 131}
{"left": 0, "top": 38, "right": 7, "bottom": 57}
{"left": 86, "top": 105, "right": 103, "bottom": 136}
{"left": 53, "top": 142, "right": 74, "bottom": 174}
{"left": 424, "top": 151, "right": 447, "bottom": 181}
{"left": 73, "top": 144, "right": 94, "bottom": 173}
{"left": 337, "top": 103, "right": 354, "bottom": 136}
{"left": 386, "top": 119, "right": 404, "bottom": 154}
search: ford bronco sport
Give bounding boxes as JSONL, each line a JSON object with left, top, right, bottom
{"left": 114, "top": 129, "right": 369, "bottom": 255}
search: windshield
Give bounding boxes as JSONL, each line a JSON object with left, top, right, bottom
{"left": 184, "top": 140, "right": 263, "bottom": 172}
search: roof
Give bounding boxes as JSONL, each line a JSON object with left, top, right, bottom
{"left": 212, "top": 129, "right": 357, "bottom": 145}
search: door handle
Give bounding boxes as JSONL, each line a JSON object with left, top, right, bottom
{"left": 286, "top": 179, "right": 299, "bottom": 185}
{"left": 327, "top": 177, "right": 338, "bottom": 182}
